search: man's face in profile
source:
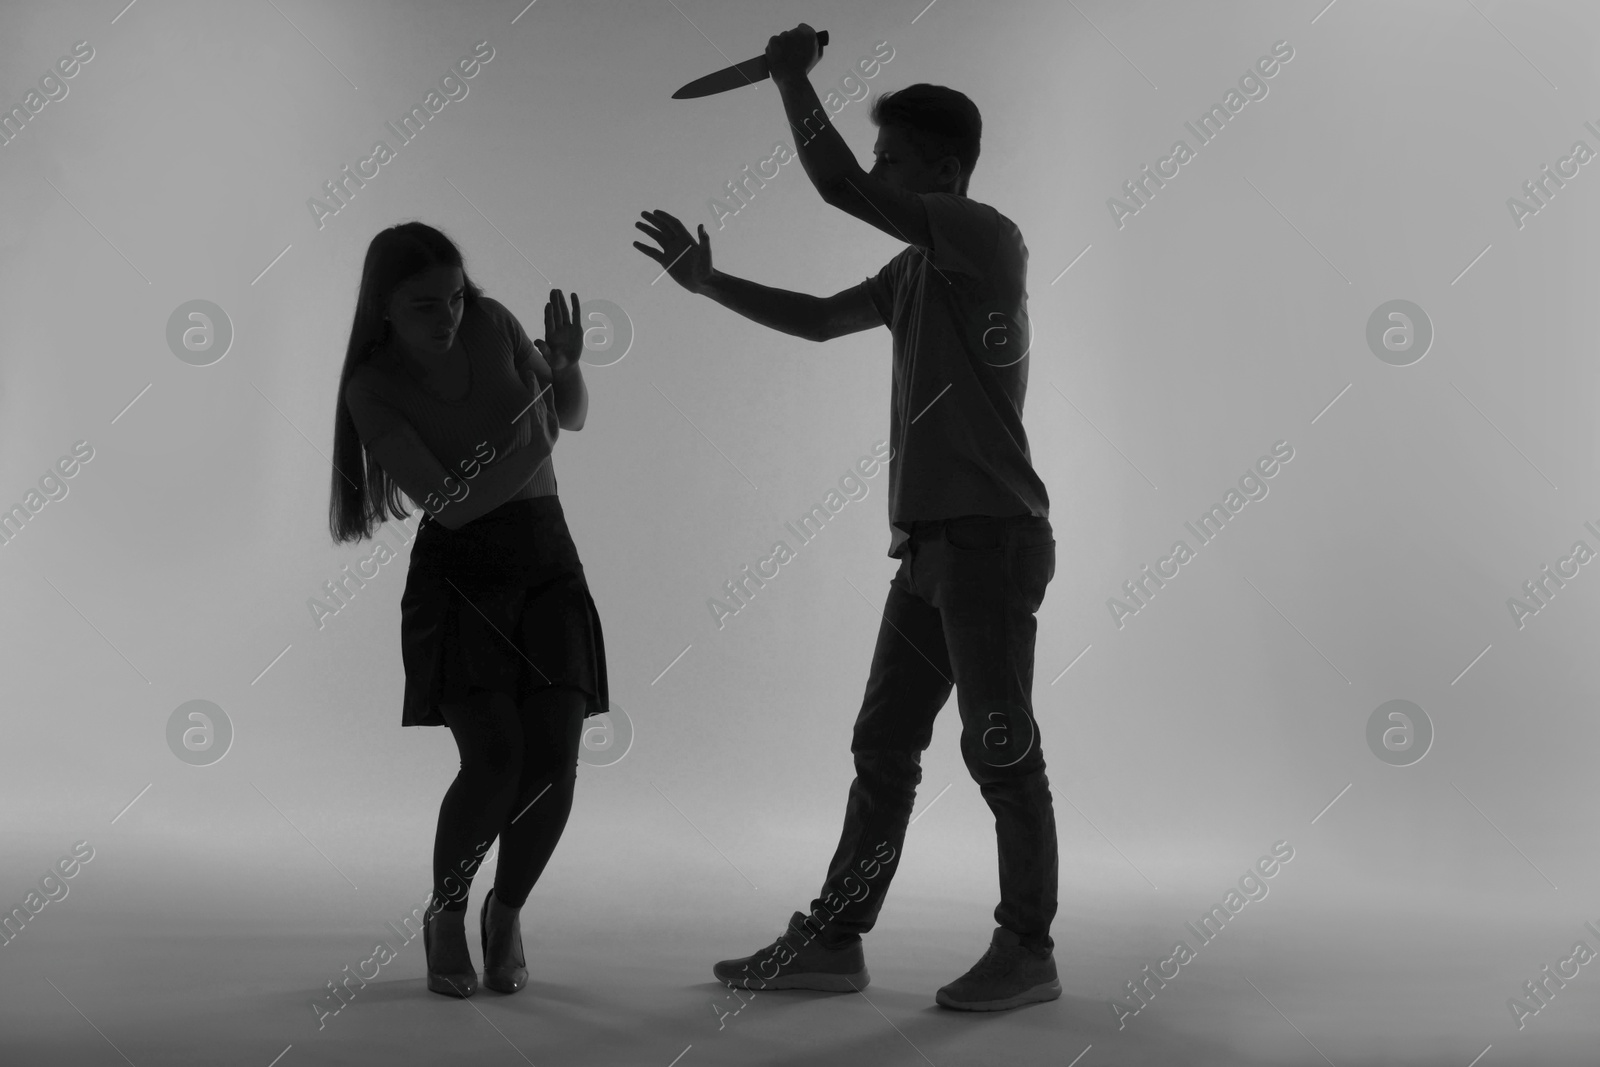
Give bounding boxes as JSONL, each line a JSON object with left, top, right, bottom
{"left": 870, "top": 125, "right": 958, "bottom": 195}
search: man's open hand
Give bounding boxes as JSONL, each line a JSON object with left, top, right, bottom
{"left": 633, "top": 209, "right": 714, "bottom": 294}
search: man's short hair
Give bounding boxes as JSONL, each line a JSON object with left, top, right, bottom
{"left": 869, "top": 83, "right": 982, "bottom": 182}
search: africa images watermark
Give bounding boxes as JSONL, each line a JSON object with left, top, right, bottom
{"left": 308, "top": 512, "right": 422, "bottom": 631}
{"left": 1505, "top": 118, "right": 1600, "bottom": 231}
{"left": 1107, "top": 440, "right": 1295, "bottom": 629}
{"left": 0, "top": 39, "right": 95, "bottom": 151}
{"left": 0, "top": 439, "right": 95, "bottom": 550}
{"left": 707, "top": 39, "right": 896, "bottom": 231}
{"left": 310, "top": 418, "right": 550, "bottom": 630}
{"left": 1507, "top": 918, "right": 1600, "bottom": 1031}
{"left": 706, "top": 441, "right": 893, "bottom": 631}
{"left": 1504, "top": 519, "right": 1600, "bottom": 631}
{"left": 308, "top": 431, "right": 514, "bottom": 632}
{"left": 311, "top": 838, "right": 497, "bottom": 1030}
{"left": 1109, "top": 839, "right": 1296, "bottom": 1030}
{"left": 1108, "top": 39, "right": 1295, "bottom": 230}
{"left": 713, "top": 838, "right": 898, "bottom": 1029}
{"left": 0, "top": 840, "right": 96, "bottom": 949}
{"left": 307, "top": 40, "right": 496, "bottom": 231}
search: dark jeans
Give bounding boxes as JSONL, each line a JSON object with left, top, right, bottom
{"left": 803, "top": 514, "right": 1059, "bottom": 953}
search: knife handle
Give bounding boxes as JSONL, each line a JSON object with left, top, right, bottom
{"left": 817, "top": 30, "right": 829, "bottom": 48}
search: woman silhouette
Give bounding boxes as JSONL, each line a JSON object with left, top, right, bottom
{"left": 328, "top": 221, "right": 608, "bottom": 998}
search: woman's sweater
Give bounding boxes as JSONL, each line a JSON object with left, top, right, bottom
{"left": 344, "top": 295, "right": 559, "bottom": 520}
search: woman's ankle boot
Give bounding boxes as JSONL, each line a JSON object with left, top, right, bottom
{"left": 423, "top": 904, "right": 479, "bottom": 998}
{"left": 480, "top": 888, "right": 528, "bottom": 994}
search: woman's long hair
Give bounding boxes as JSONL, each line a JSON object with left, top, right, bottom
{"left": 327, "top": 222, "right": 485, "bottom": 545}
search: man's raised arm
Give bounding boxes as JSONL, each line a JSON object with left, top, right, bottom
{"left": 764, "top": 24, "right": 932, "bottom": 249}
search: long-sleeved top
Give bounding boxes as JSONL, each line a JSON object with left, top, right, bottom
{"left": 343, "top": 295, "right": 559, "bottom": 522}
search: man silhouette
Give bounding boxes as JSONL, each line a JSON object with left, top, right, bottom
{"left": 634, "top": 23, "right": 1058, "bottom": 1012}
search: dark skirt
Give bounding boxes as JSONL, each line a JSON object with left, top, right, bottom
{"left": 398, "top": 495, "right": 609, "bottom": 727}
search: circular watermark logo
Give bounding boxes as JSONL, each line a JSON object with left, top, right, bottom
{"left": 579, "top": 698, "right": 634, "bottom": 767}
{"left": 1365, "top": 300, "right": 1432, "bottom": 367}
{"left": 979, "top": 309, "right": 1031, "bottom": 368}
{"left": 166, "top": 699, "right": 234, "bottom": 766}
{"left": 973, "top": 699, "right": 1037, "bottom": 768}
{"left": 167, "top": 300, "right": 234, "bottom": 367}
{"left": 578, "top": 299, "right": 634, "bottom": 368}
{"left": 1365, "top": 699, "right": 1432, "bottom": 767}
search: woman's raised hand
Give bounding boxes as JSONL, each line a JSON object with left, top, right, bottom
{"left": 633, "top": 209, "right": 714, "bottom": 294}
{"left": 534, "top": 289, "right": 583, "bottom": 372}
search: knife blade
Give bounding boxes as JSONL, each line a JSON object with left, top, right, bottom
{"left": 672, "top": 30, "right": 828, "bottom": 99}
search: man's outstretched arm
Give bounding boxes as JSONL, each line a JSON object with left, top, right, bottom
{"left": 633, "top": 208, "right": 881, "bottom": 342}
{"left": 765, "top": 24, "right": 932, "bottom": 249}
{"left": 698, "top": 272, "right": 881, "bottom": 343}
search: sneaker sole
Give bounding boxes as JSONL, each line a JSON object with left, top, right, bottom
{"left": 714, "top": 966, "right": 870, "bottom": 992}
{"left": 935, "top": 977, "right": 1061, "bottom": 1012}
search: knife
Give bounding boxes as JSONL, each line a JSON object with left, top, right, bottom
{"left": 672, "top": 30, "right": 829, "bottom": 99}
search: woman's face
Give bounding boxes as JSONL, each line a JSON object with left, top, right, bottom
{"left": 385, "top": 264, "right": 465, "bottom": 359}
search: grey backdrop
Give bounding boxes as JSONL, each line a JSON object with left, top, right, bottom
{"left": 1, "top": 1, "right": 1596, "bottom": 1065}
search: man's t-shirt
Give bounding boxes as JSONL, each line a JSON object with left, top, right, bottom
{"left": 860, "top": 191, "right": 1049, "bottom": 558}
{"left": 343, "top": 295, "right": 559, "bottom": 517}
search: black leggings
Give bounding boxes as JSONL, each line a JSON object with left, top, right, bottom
{"left": 433, "top": 686, "right": 585, "bottom": 911}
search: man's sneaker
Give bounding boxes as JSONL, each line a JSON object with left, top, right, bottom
{"left": 936, "top": 926, "right": 1061, "bottom": 1011}
{"left": 712, "top": 911, "right": 870, "bottom": 992}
